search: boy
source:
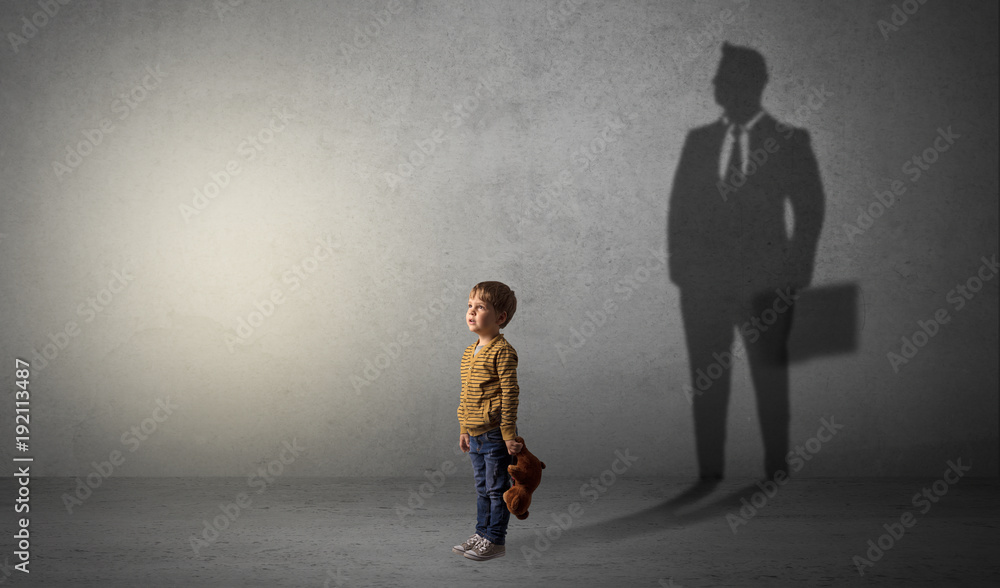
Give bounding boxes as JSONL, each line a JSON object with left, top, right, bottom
{"left": 453, "top": 281, "right": 522, "bottom": 561}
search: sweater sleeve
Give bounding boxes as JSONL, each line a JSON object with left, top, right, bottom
{"left": 458, "top": 348, "right": 469, "bottom": 435}
{"left": 495, "top": 345, "right": 520, "bottom": 440}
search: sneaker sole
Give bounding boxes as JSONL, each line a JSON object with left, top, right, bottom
{"left": 463, "top": 550, "right": 505, "bottom": 561}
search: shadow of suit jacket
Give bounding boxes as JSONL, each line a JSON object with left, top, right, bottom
{"left": 668, "top": 114, "right": 825, "bottom": 294}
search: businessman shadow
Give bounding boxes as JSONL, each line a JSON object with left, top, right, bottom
{"left": 666, "top": 43, "right": 858, "bottom": 482}
{"left": 526, "top": 44, "right": 860, "bottom": 556}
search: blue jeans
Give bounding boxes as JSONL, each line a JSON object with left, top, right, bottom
{"left": 468, "top": 427, "right": 514, "bottom": 545}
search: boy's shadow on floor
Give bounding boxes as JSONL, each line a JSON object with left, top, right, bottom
{"left": 535, "top": 480, "right": 760, "bottom": 549}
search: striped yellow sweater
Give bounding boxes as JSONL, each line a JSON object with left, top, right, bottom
{"left": 457, "top": 333, "right": 519, "bottom": 440}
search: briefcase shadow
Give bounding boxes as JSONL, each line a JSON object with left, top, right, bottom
{"left": 786, "top": 282, "right": 859, "bottom": 363}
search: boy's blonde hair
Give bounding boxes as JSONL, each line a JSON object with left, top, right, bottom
{"left": 470, "top": 281, "right": 517, "bottom": 329}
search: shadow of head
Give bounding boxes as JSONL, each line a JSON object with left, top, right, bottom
{"left": 713, "top": 42, "right": 768, "bottom": 122}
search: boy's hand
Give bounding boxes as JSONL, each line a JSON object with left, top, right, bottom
{"left": 459, "top": 433, "right": 470, "bottom": 453}
{"left": 505, "top": 438, "right": 522, "bottom": 455}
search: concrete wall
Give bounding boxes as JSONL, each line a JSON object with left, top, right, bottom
{"left": 1, "top": 0, "right": 996, "bottom": 478}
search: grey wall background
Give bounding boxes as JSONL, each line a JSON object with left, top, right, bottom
{"left": 1, "top": 0, "right": 996, "bottom": 478}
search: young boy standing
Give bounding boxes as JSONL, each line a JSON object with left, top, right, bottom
{"left": 453, "top": 281, "right": 523, "bottom": 561}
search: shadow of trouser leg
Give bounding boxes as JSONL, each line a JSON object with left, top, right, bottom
{"left": 681, "top": 291, "right": 736, "bottom": 479}
{"left": 746, "top": 290, "right": 795, "bottom": 477}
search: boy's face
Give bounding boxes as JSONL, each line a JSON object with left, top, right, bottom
{"left": 467, "top": 295, "right": 505, "bottom": 336}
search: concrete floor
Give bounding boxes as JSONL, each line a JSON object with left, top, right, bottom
{"left": 4, "top": 476, "right": 997, "bottom": 587}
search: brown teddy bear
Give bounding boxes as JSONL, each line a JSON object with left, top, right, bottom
{"left": 503, "top": 436, "right": 545, "bottom": 520}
